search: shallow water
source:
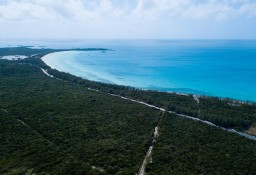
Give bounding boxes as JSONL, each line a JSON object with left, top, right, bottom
{"left": 6, "top": 39, "right": 256, "bottom": 102}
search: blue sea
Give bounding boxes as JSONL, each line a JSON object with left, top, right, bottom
{"left": 2, "top": 39, "right": 256, "bottom": 102}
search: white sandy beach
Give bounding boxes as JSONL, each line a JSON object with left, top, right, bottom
{"left": 41, "top": 51, "right": 125, "bottom": 85}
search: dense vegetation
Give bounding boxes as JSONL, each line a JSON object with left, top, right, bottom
{"left": 146, "top": 114, "right": 256, "bottom": 174}
{"left": 0, "top": 110, "right": 80, "bottom": 175}
{"left": 1, "top": 47, "right": 256, "bottom": 174}
{"left": 0, "top": 60, "right": 161, "bottom": 174}
{"left": 199, "top": 97, "right": 256, "bottom": 130}
{"left": 0, "top": 46, "right": 53, "bottom": 56}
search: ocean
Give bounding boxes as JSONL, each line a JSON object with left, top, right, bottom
{"left": 3, "top": 39, "right": 256, "bottom": 102}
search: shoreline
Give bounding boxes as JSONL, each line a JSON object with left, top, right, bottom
{"left": 40, "top": 48, "right": 256, "bottom": 106}
{"left": 41, "top": 51, "right": 123, "bottom": 85}
{"left": 40, "top": 51, "right": 255, "bottom": 104}
{"left": 39, "top": 67, "right": 256, "bottom": 141}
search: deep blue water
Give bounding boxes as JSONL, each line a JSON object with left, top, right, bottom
{"left": 3, "top": 39, "right": 256, "bottom": 102}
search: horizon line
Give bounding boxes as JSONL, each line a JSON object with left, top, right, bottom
{"left": 1, "top": 38, "right": 256, "bottom": 41}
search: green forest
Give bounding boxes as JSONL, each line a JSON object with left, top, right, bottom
{"left": 0, "top": 47, "right": 256, "bottom": 175}
{"left": 147, "top": 114, "right": 256, "bottom": 174}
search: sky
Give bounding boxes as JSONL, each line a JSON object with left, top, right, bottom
{"left": 0, "top": 0, "right": 256, "bottom": 39}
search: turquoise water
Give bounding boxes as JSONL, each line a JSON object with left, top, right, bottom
{"left": 38, "top": 40, "right": 256, "bottom": 102}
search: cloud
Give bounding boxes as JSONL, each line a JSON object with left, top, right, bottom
{"left": 0, "top": 0, "right": 256, "bottom": 39}
{"left": 1, "top": 0, "right": 256, "bottom": 22}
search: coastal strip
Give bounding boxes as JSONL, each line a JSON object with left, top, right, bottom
{"left": 39, "top": 61, "right": 256, "bottom": 142}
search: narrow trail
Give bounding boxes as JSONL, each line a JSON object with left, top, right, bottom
{"left": 41, "top": 68, "right": 54, "bottom": 78}
{"left": 193, "top": 95, "right": 200, "bottom": 105}
{"left": 138, "top": 145, "right": 153, "bottom": 175}
{"left": 41, "top": 68, "right": 256, "bottom": 142}
{"left": 138, "top": 126, "right": 160, "bottom": 175}
{"left": 17, "top": 119, "right": 26, "bottom": 125}
{"left": 41, "top": 68, "right": 63, "bottom": 81}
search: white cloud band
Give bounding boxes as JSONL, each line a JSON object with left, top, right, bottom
{"left": 0, "top": 0, "right": 255, "bottom": 39}
{"left": 0, "top": 0, "right": 256, "bottom": 22}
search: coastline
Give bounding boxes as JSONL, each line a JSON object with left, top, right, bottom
{"left": 40, "top": 51, "right": 255, "bottom": 104}
{"left": 39, "top": 65, "right": 256, "bottom": 141}
{"left": 42, "top": 51, "right": 124, "bottom": 85}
